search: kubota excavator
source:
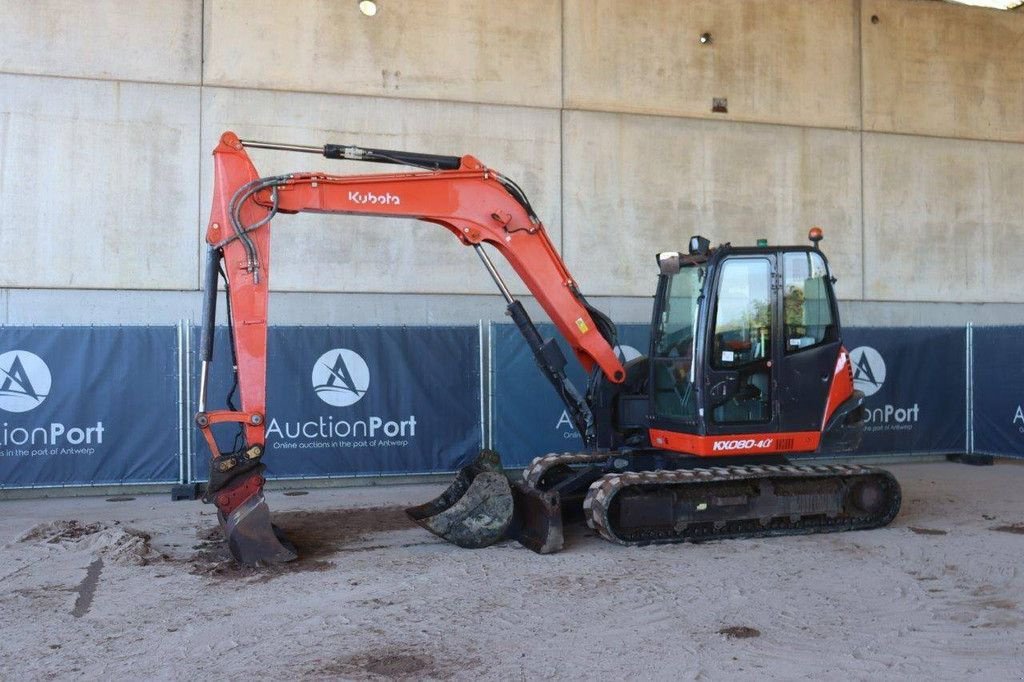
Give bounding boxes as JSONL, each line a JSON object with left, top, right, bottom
{"left": 197, "top": 131, "right": 901, "bottom": 565}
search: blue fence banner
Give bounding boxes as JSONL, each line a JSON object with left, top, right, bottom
{"left": 0, "top": 327, "right": 179, "bottom": 487}
{"left": 972, "top": 326, "right": 1024, "bottom": 458}
{"left": 0, "top": 321, "right": 999, "bottom": 489}
{"left": 844, "top": 327, "right": 966, "bottom": 456}
{"left": 191, "top": 326, "right": 482, "bottom": 480}
{"left": 491, "top": 323, "right": 650, "bottom": 467}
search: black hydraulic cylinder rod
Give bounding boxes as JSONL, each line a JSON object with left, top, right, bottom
{"left": 506, "top": 300, "right": 596, "bottom": 446}
{"left": 239, "top": 138, "right": 460, "bottom": 168}
{"left": 322, "top": 144, "right": 461, "bottom": 170}
{"left": 237, "top": 139, "right": 461, "bottom": 170}
{"left": 199, "top": 248, "right": 221, "bottom": 364}
{"left": 507, "top": 300, "right": 547, "bottom": 356}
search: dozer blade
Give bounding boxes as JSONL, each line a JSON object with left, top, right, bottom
{"left": 221, "top": 491, "right": 298, "bottom": 565}
{"left": 507, "top": 482, "right": 563, "bottom": 554}
{"left": 406, "top": 449, "right": 514, "bottom": 548}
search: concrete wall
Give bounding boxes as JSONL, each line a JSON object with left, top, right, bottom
{"left": 1, "top": 0, "right": 1023, "bottom": 326}
{"left": 562, "top": 111, "right": 864, "bottom": 299}
{"left": 564, "top": 0, "right": 862, "bottom": 129}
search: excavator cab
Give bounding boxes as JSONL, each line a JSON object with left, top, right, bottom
{"left": 646, "top": 234, "right": 860, "bottom": 456}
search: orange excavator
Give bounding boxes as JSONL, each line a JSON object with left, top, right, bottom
{"left": 197, "top": 132, "right": 901, "bottom": 565}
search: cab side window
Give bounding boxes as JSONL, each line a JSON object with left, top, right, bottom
{"left": 652, "top": 268, "right": 702, "bottom": 424}
{"left": 783, "top": 252, "right": 836, "bottom": 353}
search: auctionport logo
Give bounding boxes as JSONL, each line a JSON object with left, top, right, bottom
{"left": 0, "top": 350, "right": 51, "bottom": 413}
{"left": 850, "top": 344, "right": 919, "bottom": 428}
{"left": 849, "top": 346, "right": 886, "bottom": 397}
{"left": 267, "top": 347, "right": 415, "bottom": 450}
{"left": 312, "top": 349, "right": 369, "bottom": 407}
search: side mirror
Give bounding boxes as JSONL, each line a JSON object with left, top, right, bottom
{"left": 656, "top": 252, "right": 681, "bottom": 276}
{"left": 689, "top": 235, "right": 711, "bottom": 256}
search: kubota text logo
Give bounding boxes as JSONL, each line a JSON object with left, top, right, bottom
{"left": 312, "top": 349, "right": 369, "bottom": 407}
{"left": 712, "top": 438, "right": 773, "bottom": 452}
{"left": 0, "top": 351, "right": 51, "bottom": 413}
{"left": 849, "top": 346, "right": 886, "bottom": 397}
{"left": 348, "top": 191, "right": 401, "bottom": 206}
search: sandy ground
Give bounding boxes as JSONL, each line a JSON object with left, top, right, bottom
{"left": 1, "top": 461, "right": 1023, "bottom": 681}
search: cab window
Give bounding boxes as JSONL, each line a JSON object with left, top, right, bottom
{"left": 652, "top": 266, "right": 702, "bottom": 423}
{"left": 782, "top": 251, "right": 836, "bottom": 353}
{"left": 711, "top": 258, "right": 771, "bottom": 370}
{"left": 709, "top": 258, "right": 772, "bottom": 424}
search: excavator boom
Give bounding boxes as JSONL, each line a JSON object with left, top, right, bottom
{"left": 198, "top": 132, "right": 624, "bottom": 563}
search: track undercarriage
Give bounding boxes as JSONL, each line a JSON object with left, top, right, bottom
{"left": 409, "top": 450, "right": 902, "bottom": 553}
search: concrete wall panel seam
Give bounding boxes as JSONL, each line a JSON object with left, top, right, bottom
{"left": 195, "top": 81, "right": 566, "bottom": 115}
{"left": 857, "top": 0, "right": 866, "bottom": 302}
{"left": 561, "top": 106, "right": 863, "bottom": 136}
{"left": 0, "top": 71, "right": 201, "bottom": 89}
{"left": 7, "top": 288, "right": 1024, "bottom": 327}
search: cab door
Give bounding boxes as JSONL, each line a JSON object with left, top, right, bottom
{"left": 775, "top": 250, "right": 842, "bottom": 432}
{"left": 703, "top": 255, "right": 779, "bottom": 436}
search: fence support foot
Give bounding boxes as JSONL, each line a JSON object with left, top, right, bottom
{"left": 171, "top": 483, "right": 205, "bottom": 501}
{"left": 946, "top": 454, "right": 994, "bottom": 467}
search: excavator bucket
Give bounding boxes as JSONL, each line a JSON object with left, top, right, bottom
{"left": 407, "top": 449, "right": 566, "bottom": 554}
{"left": 219, "top": 491, "right": 298, "bottom": 566}
{"left": 406, "top": 450, "right": 515, "bottom": 548}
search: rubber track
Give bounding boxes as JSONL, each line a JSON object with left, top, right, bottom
{"left": 582, "top": 463, "right": 901, "bottom": 546}
{"left": 522, "top": 452, "right": 609, "bottom": 489}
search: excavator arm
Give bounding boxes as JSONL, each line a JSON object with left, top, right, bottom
{"left": 197, "top": 131, "right": 624, "bottom": 564}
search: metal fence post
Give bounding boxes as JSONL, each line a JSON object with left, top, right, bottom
{"left": 177, "top": 321, "right": 185, "bottom": 484}
{"left": 948, "top": 322, "right": 992, "bottom": 466}
{"left": 171, "top": 319, "right": 202, "bottom": 499}
{"left": 967, "top": 322, "right": 974, "bottom": 455}
{"left": 487, "top": 321, "right": 495, "bottom": 451}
